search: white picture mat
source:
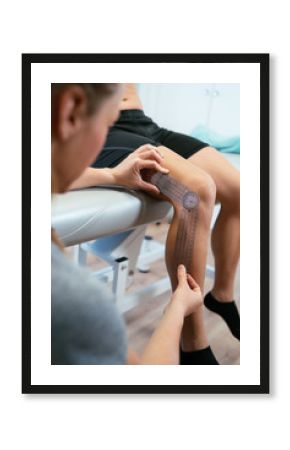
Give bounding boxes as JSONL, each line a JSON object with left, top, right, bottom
{"left": 30, "top": 62, "right": 260, "bottom": 386}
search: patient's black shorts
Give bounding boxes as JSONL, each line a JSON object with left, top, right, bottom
{"left": 92, "top": 109, "right": 209, "bottom": 168}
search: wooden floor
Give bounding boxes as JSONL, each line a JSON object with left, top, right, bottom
{"left": 68, "top": 220, "right": 240, "bottom": 365}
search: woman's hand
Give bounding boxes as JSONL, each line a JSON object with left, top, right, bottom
{"left": 170, "top": 265, "right": 203, "bottom": 317}
{"left": 111, "top": 144, "right": 169, "bottom": 194}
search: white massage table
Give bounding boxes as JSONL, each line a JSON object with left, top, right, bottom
{"left": 52, "top": 186, "right": 171, "bottom": 247}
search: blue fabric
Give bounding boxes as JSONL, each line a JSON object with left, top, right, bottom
{"left": 191, "top": 124, "right": 240, "bottom": 154}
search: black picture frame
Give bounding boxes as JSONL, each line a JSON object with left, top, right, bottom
{"left": 22, "top": 53, "right": 269, "bottom": 394}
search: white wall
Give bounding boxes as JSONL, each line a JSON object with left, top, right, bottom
{"left": 138, "top": 83, "right": 240, "bottom": 136}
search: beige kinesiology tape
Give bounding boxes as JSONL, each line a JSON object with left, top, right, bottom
{"left": 150, "top": 172, "right": 200, "bottom": 273}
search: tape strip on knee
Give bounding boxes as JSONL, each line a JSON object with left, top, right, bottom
{"left": 150, "top": 172, "right": 199, "bottom": 272}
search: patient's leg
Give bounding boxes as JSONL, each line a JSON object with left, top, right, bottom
{"left": 188, "top": 147, "right": 240, "bottom": 340}
{"left": 143, "top": 146, "right": 216, "bottom": 352}
{"left": 188, "top": 147, "right": 240, "bottom": 302}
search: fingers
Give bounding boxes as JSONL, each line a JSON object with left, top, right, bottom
{"left": 139, "top": 180, "right": 161, "bottom": 194}
{"left": 186, "top": 273, "right": 200, "bottom": 290}
{"left": 135, "top": 144, "right": 161, "bottom": 155}
{"left": 137, "top": 159, "right": 169, "bottom": 174}
{"left": 135, "top": 145, "right": 167, "bottom": 164}
{"left": 137, "top": 149, "right": 163, "bottom": 164}
{"left": 177, "top": 264, "right": 187, "bottom": 285}
{"left": 176, "top": 265, "right": 200, "bottom": 290}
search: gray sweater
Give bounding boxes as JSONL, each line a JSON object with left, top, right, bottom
{"left": 51, "top": 243, "right": 127, "bottom": 365}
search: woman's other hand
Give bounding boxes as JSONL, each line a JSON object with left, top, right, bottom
{"left": 111, "top": 144, "right": 169, "bottom": 194}
{"left": 170, "top": 265, "right": 203, "bottom": 317}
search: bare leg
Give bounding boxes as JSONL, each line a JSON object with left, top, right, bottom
{"left": 188, "top": 147, "right": 240, "bottom": 302}
{"left": 144, "top": 146, "right": 216, "bottom": 351}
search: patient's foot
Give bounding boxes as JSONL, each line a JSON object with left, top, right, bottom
{"left": 179, "top": 346, "right": 219, "bottom": 365}
{"left": 204, "top": 291, "right": 240, "bottom": 340}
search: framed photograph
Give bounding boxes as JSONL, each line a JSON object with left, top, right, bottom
{"left": 22, "top": 53, "right": 269, "bottom": 394}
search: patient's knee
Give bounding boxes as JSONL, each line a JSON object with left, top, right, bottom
{"left": 189, "top": 173, "right": 216, "bottom": 208}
